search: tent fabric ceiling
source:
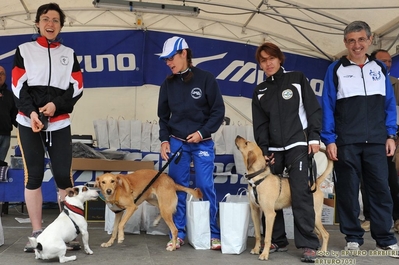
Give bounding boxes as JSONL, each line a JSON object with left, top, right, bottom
{"left": 2, "top": 0, "right": 399, "bottom": 60}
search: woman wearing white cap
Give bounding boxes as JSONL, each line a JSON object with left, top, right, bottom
{"left": 158, "top": 36, "right": 225, "bottom": 250}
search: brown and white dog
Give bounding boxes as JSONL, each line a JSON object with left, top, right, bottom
{"left": 28, "top": 185, "right": 99, "bottom": 263}
{"left": 235, "top": 135, "right": 333, "bottom": 261}
{"left": 95, "top": 169, "right": 203, "bottom": 251}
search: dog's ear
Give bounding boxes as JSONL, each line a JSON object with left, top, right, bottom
{"left": 247, "top": 150, "right": 257, "bottom": 170}
{"left": 66, "top": 187, "right": 77, "bottom": 197}
{"left": 95, "top": 176, "right": 101, "bottom": 188}
{"left": 117, "top": 175, "right": 131, "bottom": 192}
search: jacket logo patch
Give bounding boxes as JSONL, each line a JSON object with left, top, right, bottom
{"left": 191, "top": 87, "right": 202, "bottom": 99}
{"left": 198, "top": 151, "right": 210, "bottom": 157}
{"left": 369, "top": 69, "right": 381, "bottom": 81}
{"left": 60, "top": 56, "right": 69, "bottom": 65}
{"left": 282, "top": 89, "right": 293, "bottom": 100}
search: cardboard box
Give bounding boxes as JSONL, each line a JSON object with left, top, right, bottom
{"left": 72, "top": 158, "right": 153, "bottom": 171}
{"left": 322, "top": 196, "right": 337, "bottom": 225}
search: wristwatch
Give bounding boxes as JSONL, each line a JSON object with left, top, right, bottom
{"left": 387, "top": 135, "right": 398, "bottom": 140}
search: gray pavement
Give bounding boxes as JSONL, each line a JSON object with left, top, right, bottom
{"left": 1, "top": 203, "right": 399, "bottom": 265}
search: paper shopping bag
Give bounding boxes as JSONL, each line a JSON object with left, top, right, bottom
{"left": 93, "top": 119, "right": 109, "bottom": 149}
{"left": 142, "top": 202, "right": 170, "bottom": 235}
{"left": 107, "top": 117, "right": 120, "bottom": 150}
{"left": 118, "top": 118, "right": 131, "bottom": 150}
{"left": 130, "top": 120, "right": 142, "bottom": 151}
{"left": 104, "top": 204, "right": 143, "bottom": 235}
{"left": 224, "top": 188, "right": 258, "bottom": 237}
{"left": 220, "top": 192, "right": 250, "bottom": 254}
{"left": 186, "top": 196, "right": 210, "bottom": 249}
{"left": 212, "top": 125, "right": 226, "bottom": 155}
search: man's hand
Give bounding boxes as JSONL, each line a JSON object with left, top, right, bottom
{"left": 326, "top": 143, "right": 338, "bottom": 161}
{"left": 386, "top": 139, "right": 396, "bottom": 157}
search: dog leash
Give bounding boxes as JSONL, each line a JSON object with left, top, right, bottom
{"left": 133, "top": 144, "right": 184, "bottom": 204}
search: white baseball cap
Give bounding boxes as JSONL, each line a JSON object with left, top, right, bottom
{"left": 159, "top": 36, "right": 189, "bottom": 60}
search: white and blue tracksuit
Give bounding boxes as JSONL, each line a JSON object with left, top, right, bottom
{"left": 158, "top": 66, "right": 225, "bottom": 240}
{"left": 321, "top": 56, "right": 397, "bottom": 247}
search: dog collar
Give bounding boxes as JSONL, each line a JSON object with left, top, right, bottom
{"left": 63, "top": 201, "right": 84, "bottom": 216}
{"left": 245, "top": 167, "right": 267, "bottom": 180}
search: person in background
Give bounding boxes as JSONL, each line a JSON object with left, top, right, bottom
{"left": 11, "top": 3, "right": 83, "bottom": 252}
{"left": 252, "top": 42, "right": 322, "bottom": 263}
{"left": 321, "top": 21, "right": 399, "bottom": 256}
{"left": 0, "top": 66, "right": 18, "bottom": 162}
{"left": 157, "top": 36, "right": 225, "bottom": 250}
{"left": 360, "top": 49, "right": 399, "bottom": 233}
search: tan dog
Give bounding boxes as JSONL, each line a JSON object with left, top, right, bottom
{"left": 95, "top": 169, "right": 203, "bottom": 251}
{"left": 235, "top": 135, "right": 333, "bottom": 261}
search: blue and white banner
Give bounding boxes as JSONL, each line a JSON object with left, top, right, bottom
{"left": 0, "top": 30, "right": 331, "bottom": 99}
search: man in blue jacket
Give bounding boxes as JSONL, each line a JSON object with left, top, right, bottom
{"left": 321, "top": 21, "right": 399, "bottom": 256}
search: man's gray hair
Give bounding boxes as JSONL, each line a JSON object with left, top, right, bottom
{"left": 344, "top": 21, "right": 372, "bottom": 40}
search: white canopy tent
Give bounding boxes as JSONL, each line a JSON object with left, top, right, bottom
{"left": 2, "top": 0, "right": 399, "bottom": 61}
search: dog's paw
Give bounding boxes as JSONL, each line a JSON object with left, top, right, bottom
{"left": 85, "top": 248, "right": 94, "bottom": 255}
{"left": 250, "top": 248, "right": 260, "bottom": 255}
{"left": 166, "top": 245, "right": 176, "bottom": 251}
{"left": 259, "top": 253, "right": 269, "bottom": 261}
{"left": 101, "top": 242, "right": 112, "bottom": 248}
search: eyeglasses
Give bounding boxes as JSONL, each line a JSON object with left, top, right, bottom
{"left": 163, "top": 51, "right": 183, "bottom": 62}
{"left": 164, "top": 54, "right": 177, "bottom": 62}
{"left": 0, "top": 72, "right": 5, "bottom": 76}
{"left": 345, "top": 37, "right": 369, "bottom": 46}
{"left": 40, "top": 17, "right": 60, "bottom": 24}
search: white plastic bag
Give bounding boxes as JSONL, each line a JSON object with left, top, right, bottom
{"left": 220, "top": 192, "right": 250, "bottom": 254}
{"left": 186, "top": 196, "right": 210, "bottom": 249}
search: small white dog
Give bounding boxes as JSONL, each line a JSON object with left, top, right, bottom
{"left": 28, "top": 185, "right": 99, "bottom": 263}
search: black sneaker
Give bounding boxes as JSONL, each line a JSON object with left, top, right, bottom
{"left": 24, "top": 230, "right": 42, "bottom": 252}
{"left": 301, "top": 248, "right": 316, "bottom": 263}
{"left": 269, "top": 243, "right": 288, "bottom": 253}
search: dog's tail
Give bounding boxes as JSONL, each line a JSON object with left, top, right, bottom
{"left": 174, "top": 184, "right": 203, "bottom": 200}
{"left": 314, "top": 149, "right": 334, "bottom": 188}
{"left": 28, "top": 237, "right": 43, "bottom": 251}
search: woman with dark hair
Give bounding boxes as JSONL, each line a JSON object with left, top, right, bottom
{"left": 252, "top": 42, "right": 321, "bottom": 262}
{"left": 157, "top": 36, "right": 225, "bottom": 250}
{"left": 11, "top": 2, "right": 83, "bottom": 252}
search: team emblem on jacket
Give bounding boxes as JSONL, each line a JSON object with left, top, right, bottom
{"left": 191, "top": 87, "right": 202, "bottom": 99}
{"left": 369, "top": 69, "right": 381, "bottom": 81}
{"left": 282, "top": 89, "right": 293, "bottom": 100}
{"left": 60, "top": 56, "right": 69, "bottom": 65}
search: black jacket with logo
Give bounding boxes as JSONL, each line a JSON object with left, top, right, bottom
{"left": 252, "top": 67, "right": 321, "bottom": 155}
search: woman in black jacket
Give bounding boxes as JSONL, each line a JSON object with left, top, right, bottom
{"left": 252, "top": 42, "right": 322, "bottom": 263}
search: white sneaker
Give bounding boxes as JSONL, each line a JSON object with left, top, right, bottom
{"left": 376, "top": 243, "right": 399, "bottom": 258}
{"left": 345, "top": 242, "right": 360, "bottom": 251}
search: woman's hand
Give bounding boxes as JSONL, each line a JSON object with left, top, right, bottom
{"left": 39, "top": 102, "right": 56, "bottom": 117}
{"left": 30, "top": 112, "right": 44, "bottom": 132}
